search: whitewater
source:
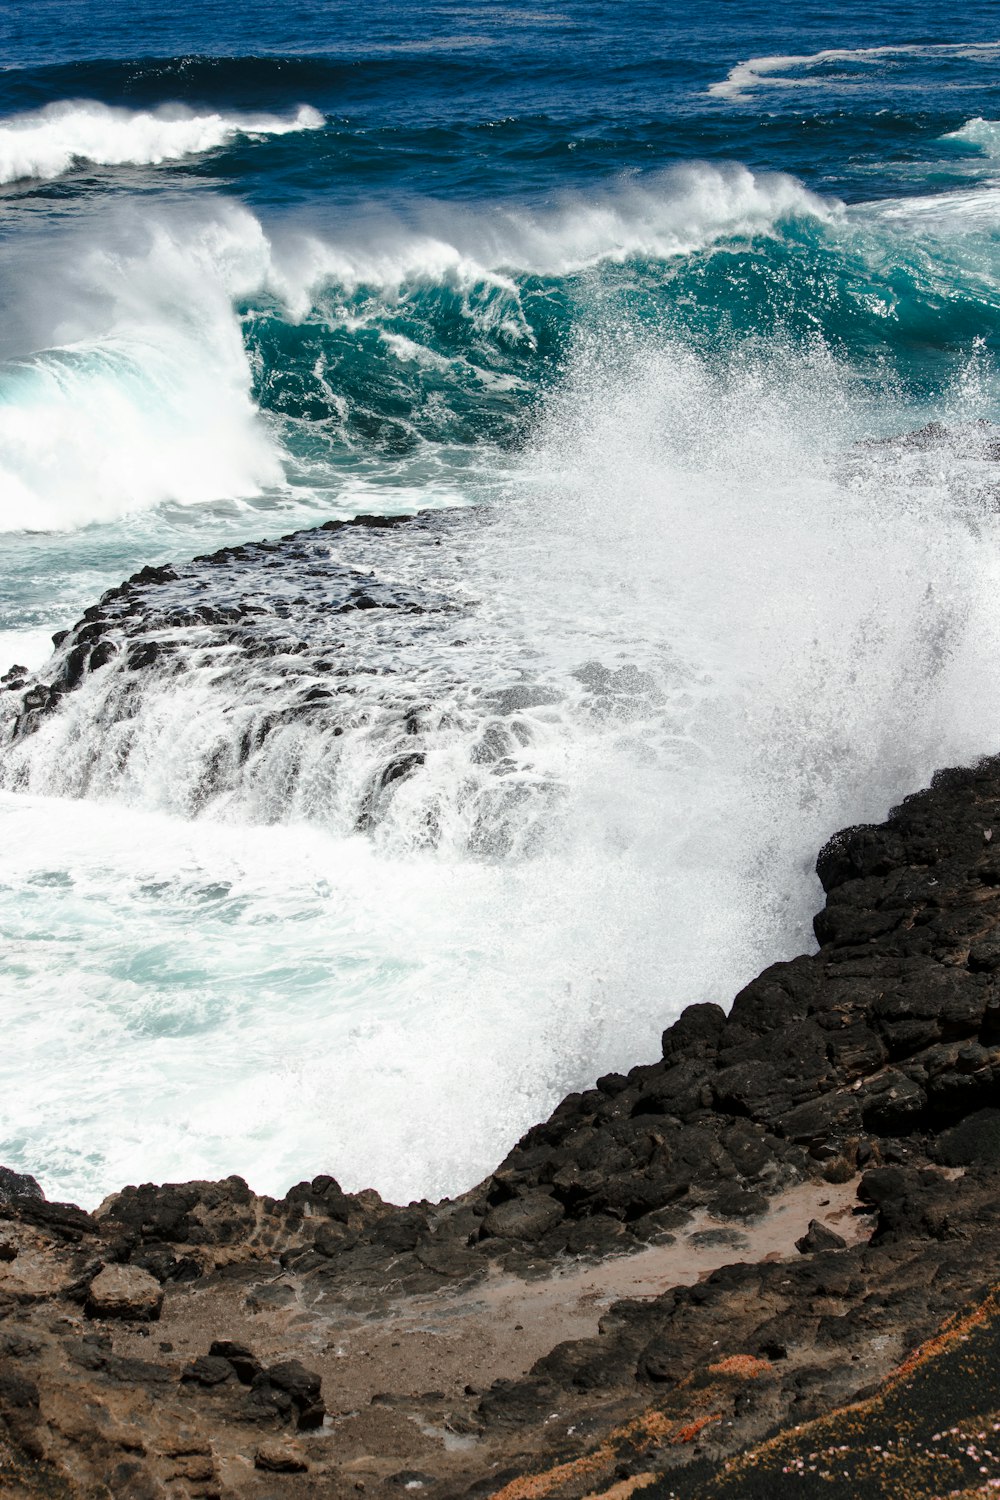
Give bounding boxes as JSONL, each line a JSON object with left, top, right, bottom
{"left": 3, "top": 0, "right": 1000, "bottom": 1209}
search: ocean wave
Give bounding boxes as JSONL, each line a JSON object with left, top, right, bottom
{"left": 0, "top": 99, "right": 323, "bottom": 183}
{"left": 0, "top": 203, "right": 285, "bottom": 531}
{"left": 5, "top": 158, "right": 1000, "bottom": 535}
{"left": 710, "top": 41, "right": 1000, "bottom": 102}
{"left": 0, "top": 168, "right": 835, "bottom": 531}
{"left": 941, "top": 116, "right": 1000, "bottom": 156}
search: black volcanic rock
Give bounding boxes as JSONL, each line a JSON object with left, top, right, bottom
{"left": 5, "top": 520, "right": 1000, "bottom": 1491}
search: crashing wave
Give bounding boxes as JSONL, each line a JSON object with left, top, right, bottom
{"left": 0, "top": 99, "right": 324, "bottom": 183}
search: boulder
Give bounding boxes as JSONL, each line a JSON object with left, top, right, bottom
{"left": 0, "top": 1167, "right": 43, "bottom": 1206}
{"left": 480, "top": 1193, "right": 564, "bottom": 1242}
{"left": 795, "top": 1219, "right": 848, "bottom": 1254}
{"left": 85, "top": 1264, "right": 164, "bottom": 1322}
{"left": 254, "top": 1440, "right": 309, "bottom": 1473}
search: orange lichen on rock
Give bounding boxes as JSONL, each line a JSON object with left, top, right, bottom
{"left": 707, "top": 1355, "right": 773, "bottom": 1380}
{"left": 620, "top": 1407, "right": 676, "bottom": 1445}
{"left": 490, "top": 1450, "right": 611, "bottom": 1500}
{"left": 671, "top": 1414, "right": 722, "bottom": 1445}
{"left": 579, "top": 1473, "right": 657, "bottom": 1500}
{"left": 490, "top": 1399, "right": 728, "bottom": 1500}
{"left": 887, "top": 1285, "right": 1000, "bottom": 1387}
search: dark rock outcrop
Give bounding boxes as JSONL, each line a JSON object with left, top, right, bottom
{"left": 2, "top": 747, "right": 1000, "bottom": 1493}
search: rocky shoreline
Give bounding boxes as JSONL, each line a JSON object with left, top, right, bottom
{"left": 2, "top": 725, "right": 1000, "bottom": 1494}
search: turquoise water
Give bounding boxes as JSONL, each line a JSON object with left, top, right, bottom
{"left": 3, "top": 0, "right": 1000, "bottom": 1206}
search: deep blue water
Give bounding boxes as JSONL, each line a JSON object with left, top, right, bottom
{"left": 4, "top": 2, "right": 1000, "bottom": 1205}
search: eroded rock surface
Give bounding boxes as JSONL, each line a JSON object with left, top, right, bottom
{"left": 3, "top": 751, "right": 1000, "bottom": 1494}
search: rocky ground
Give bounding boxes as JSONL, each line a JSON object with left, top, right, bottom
{"left": 3, "top": 742, "right": 1000, "bottom": 1495}
{"left": 4, "top": 516, "right": 1000, "bottom": 1497}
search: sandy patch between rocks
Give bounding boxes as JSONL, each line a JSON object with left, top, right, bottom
{"left": 108, "top": 1174, "right": 867, "bottom": 1436}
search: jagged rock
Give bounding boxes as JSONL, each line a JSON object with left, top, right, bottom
{"left": 795, "top": 1219, "right": 848, "bottom": 1253}
{"left": 480, "top": 1192, "right": 563, "bottom": 1241}
{"left": 254, "top": 1359, "right": 325, "bottom": 1430}
{"left": 181, "top": 1355, "right": 233, "bottom": 1387}
{"left": 208, "top": 1339, "right": 261, "bottom": 1384}
{"left": 0, "top": 1167, "right": 43, "bottom": 1206}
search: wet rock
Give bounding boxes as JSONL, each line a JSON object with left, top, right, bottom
{"left": 0, "top": 1166, "right": 44, "bottom": 1205}
{"left": 661, "top": 1003, "right": 727, "bottom": 1062}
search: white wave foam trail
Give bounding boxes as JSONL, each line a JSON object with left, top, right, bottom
{"left": 0, "top": 101, "right": 323, "bottom": 183}
{"left": 710, "top": 41, "right": 1000, "bottom": 101}
{"left": 5, "top": 337, "right": 1000, "bottom": 1208}
{"left": 0, "top": 202, "right": 285, "bottom": 531}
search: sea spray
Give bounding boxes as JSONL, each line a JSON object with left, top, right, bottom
{"left": 4, "top": 341, "right": 1000, "bottom": 1206}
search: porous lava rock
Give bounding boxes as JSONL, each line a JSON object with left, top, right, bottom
{"left": 4, "top": 525, "right": 1000, "bottom": 1494}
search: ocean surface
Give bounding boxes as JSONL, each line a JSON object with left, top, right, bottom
{"left": 3, "top": 0, "right": 1000, "bottom": 1208}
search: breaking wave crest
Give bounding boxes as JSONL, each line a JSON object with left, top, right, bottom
{"left": 0, "top": 168, "right": 835, "bottom": 532}
{"left": 3, "top": 146, "right": 1000, "bottom": 536}
{"left": 0, "top": 100, "right": 323, "bottom": 183}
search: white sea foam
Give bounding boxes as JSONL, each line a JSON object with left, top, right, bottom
{"left": 942, "top": 116, "right": 1000, "bottom": 156}
{"left": 0, "top": 630, "right": 55, "bottom": 675}
{"left": 5, "top": 339, "right": 1000, "bottom": 1207}
{"left": 0, "top": 100, "right": 323, "bottom": 183}
{"left": 710, "top": 42, "right": 1000, "bottom": 102}
{"left": 0, "top": 202, "right": 285, "bottom": 531}
{"left": 0, "top": 793, "right": 600, "bottom": 1206}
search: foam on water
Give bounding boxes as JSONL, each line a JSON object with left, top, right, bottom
{"left": 0, "top": 792, "right": 618, "bottom": 1206}
{"left": 0, "top": 100, "right": 323, "bottom": 183}
{"left": 942, "top": 117, "right": 1000, "bottom": 160}
{"left": 5, "top": 337, "right": 1000, "bottom": 1206}
{"left": 710, "top": 42, "right": 1000, "bottom": 102}
{"left": 0, "top": 630, "right": 56, "bottom": 675}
